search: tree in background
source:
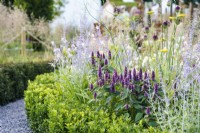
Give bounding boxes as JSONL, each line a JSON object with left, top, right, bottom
{"left": 1, "top": 0, "right": 63, "bottom": 21}
{"left": 0, "top": 0, "right": 14, "bottom": 7}
{"left": 14, "top": 0, "right": 63, "bottom": 21}
{"left": 101, "top": 0, "right": 107, "bottom": 5}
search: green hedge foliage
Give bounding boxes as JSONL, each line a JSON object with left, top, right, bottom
{"left": 0, "top": 61, "right": 54, "bottom": 105}
{"left": 25, "top": 73, "right": 164, "bottom": 133}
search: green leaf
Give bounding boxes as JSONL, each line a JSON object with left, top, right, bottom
{"left": 108, "top": 67, "right": 114, "bottom": 73}
{"left": 133, "top": 104, "right": 143, "bottom": 109}
{"left": 135, "top": 113, "right": 143, "bottom": 122}
{"left": 103, "top": 85, "right": 110, "bottom": 92}
{"left": 120, "top": 89, "right": 129, "bottom": 100}
{"left": 148, "top": 121, "right": 158, "bottom": 127}
{"left": 115, "top": 103, "right": 124, "bottom": 111}
{"left": 106, "top": 95, "right": 113, "bottom": 104}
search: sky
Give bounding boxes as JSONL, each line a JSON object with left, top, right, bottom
{"left": 51, "top": 0, "right": 101, "bottom": 29}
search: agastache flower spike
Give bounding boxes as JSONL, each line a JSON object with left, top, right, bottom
{"left": 100, "top": 54, "right": 103, "bottom": 61}
{"left": 124, "top": 67, "right": 128, "bottom": 78}
{"left": 91, "top": 52, "right": 95, "bottom": 66}
{"left": 114, "top": 69, "right": 118, "bottom": 78}
{"left": 98, "top": 65, "right": 102, "bottom": 79}
{"left": 120, "top": 74, "right": 123, "bottom": 82}
{"left": 97, "top": 51, "right": 100, "bottom": 58}
{"left": 144, "top": 91, "right": 148, "bottom": 97}
{"left": 94, "top": 92, "right": 97, "bottom": 99}
{"left": 102, "top": 53, "right": 105, "bottom": 59}
{"left": 104, "top": 59, "right": 108, "bottom": 65}
{"left": 139, "top": 68, "right": 143, "bottom": 80}
{"left": 133, "top": 68, "right": 137, "bottom": 79}
{"left": 90, "top": 83, "right": 94, "bottom": 91}
{"left": 105, "top": 71, "right": 109, "bottom": 81}
{"left": 131, "top": 84, "right": 134, "bottom": 93}
{"left": 144, "top": 72, "right": 148, "bottom": 80}
{"left": 108, "top": 50, "right": 111, "bottom": 59}
{"left": 112, "top": 74, "right": 116, "bottom": 83}
{"left": 110, "top": 82, "right": 115, "bottom": 93}
{"left": 122, "top": 80, "right": 125, "bottom": 87}
{"left": 129, "top": 70, "right": 132, "bottom": 80}
{"left": 146, "top": 107, "right": 150, "bottom": 115}
{"left": 100, "top": 78, "right": 105, "bottom": 86}
{"left": 152, "top": 71, "right": 155, "bottom": 81}
{"left": 154, "top": 83, "right": 158, "bottom": 94}
{"left": 125, "top": 104, "right": 129, "bottom": 110}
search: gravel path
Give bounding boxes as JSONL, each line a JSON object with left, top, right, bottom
{"left": 0, "top": 99, "right": 32, "bottom": 133}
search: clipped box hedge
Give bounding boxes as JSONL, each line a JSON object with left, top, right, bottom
{"left": 0, "top": 61, "right": 54, "bottom": 105}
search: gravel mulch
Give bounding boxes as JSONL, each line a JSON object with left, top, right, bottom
{"left": 0, "top": 99, "right": 32, "bottom": 133}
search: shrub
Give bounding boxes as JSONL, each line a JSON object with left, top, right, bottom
{"left": 88, "top": 51, "right": 163, "bottom": 127}
{"left": 25, "top": 72, "right": 163, "bottom": 133}
{"left": 0, "top": 61, "right": 54, "bottom": 105}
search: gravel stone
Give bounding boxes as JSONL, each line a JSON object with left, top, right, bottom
{"left": 0, "top": 99, "right": 32, "bottom": 133}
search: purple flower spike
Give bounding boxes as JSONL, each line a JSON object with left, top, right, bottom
{"left": 90, "top": 83, "right": 94, "bottom": 90}
{"left": 122, "top": 80, "right": 125, "bottom": 87}
{"left": 139, "top": 68, "right": 143, "bottom": 80}
{"left": 103, "top": 53, "right": 105, "bottom": 59}
{"left": 104, "top": 59, "right": 108, "bottom": 65}
{"left": 146, "top": 107, "right": 150, "bottom": 115}
{"left": 152, "top": 71, "right": 155, "bottom": 81}
{"left": 94, "top": 92, "right": 97, "bottom": 99}
{"left": 175, "top": 6, "right": 180, "bottom": 12}
{"left": 125, "top": 104, "right": 129, "bottom": 110}
{"left": 131, "top": 85, "right": 135, "bottom": 93}
{"left": 98, "top": 65, "right": 102, "bottom": 79}
{"left": 144, "top": 91, "right": 148, "bottom": 97}
{"left": 133, "top": 68, "right": 136, "bottom": 77}
{"left": 105, "top": 71, "right": 109, "bottom": 81}
{"left": 154, "top": 83, "right": 158, "bottom": 94}
{"left": 110, "top": 82, "right": 115, "bottom": 93}
{"left": 91, "top": 51, "right": 94, "bottom": 57}
{"left": 100, "top": 54, "right": 103, "bottom": 61}
{"left": 124, "top": 67, "right": 128, "bottom": 78}
{"left": 120, "top": 74, "right": 123, "bottom": 81}
{"left": 97, "top": 51, "right": 100, "bottom": 58}
{"left": 129, "top": 70, "right": 132, "bottom": 80}
{"left": 108, "top": 50, "right": 111, "bottom": 59}
{"left": 99, "top": 77, "right": 105, "bottom": 87}
{"left": 114, "top": 69, "right": 118, "bottom": 79}
{"left": 91, "top": 52, "right": 96, "bottom": 66}
{"left": 144, "top": 72, "right": 148, "bottom": 80}
{"left": 112, "top": 74, "right": 116, "bottom": 83}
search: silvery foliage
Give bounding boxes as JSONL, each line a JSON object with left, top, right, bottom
{"left": 149, "top": 9, "right": 200, "bottom": 132}
{"left": 51, "top": 16, "right": 99, "bottom": 72}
